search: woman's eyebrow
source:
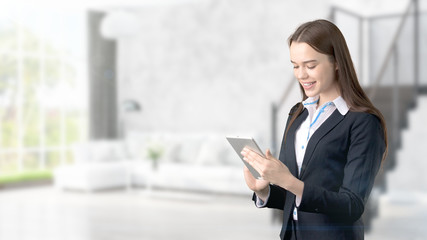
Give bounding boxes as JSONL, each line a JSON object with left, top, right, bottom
{"left": 290, "top": 59, "right": 318, "bottom": 64}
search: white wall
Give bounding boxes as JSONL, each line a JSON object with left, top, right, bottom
{"left": 115, "top": 0, "right": 332, "bottom": 148}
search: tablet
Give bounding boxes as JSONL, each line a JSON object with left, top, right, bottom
{"left": 226, "top": 136, "right": 265, "bottom": 179}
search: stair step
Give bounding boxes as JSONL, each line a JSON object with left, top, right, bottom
{"left": 407, "top": 96, "right": 427, "bottom": 127}
{"left": 401, "top": 131, "right": 427, "bottom": 149}
{"left": 386, "top": 95, "right": 427, "bottom": 192}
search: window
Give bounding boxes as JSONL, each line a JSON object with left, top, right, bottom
{"left": 0, "top": 6, "right": 88, "bottom": 174}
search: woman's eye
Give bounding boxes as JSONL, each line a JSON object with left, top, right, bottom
{"left": 293, "top": 65, "right": 299, "bottom": 69}
{"left": 307, "top": 65, "right": 316, "bottom": 69}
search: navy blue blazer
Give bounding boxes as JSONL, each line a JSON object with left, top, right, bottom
{"left": 255, "top": 104, "right": 385, "bottom": 240}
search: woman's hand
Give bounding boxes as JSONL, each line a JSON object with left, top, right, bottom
{"left": 241, "top": 147, "right": 304, "bottom": 198}
{"left": 243, "top": 165, "right": 270, "bottom": 200}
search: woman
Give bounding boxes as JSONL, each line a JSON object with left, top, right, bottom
{"left": 241, "top": 19, "right": 387, "bottom": 239}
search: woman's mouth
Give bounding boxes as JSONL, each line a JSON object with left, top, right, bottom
{"left": 301, "top": 81, "right": 316, "bottom": 89}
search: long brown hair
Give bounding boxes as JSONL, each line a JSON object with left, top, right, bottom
{"left": 285, "top": 19, "right": 388, "bottom": 162}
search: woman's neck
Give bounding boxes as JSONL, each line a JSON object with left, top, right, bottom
{"left": 317, "top": 94, "right": 340, "bottom": 109}
{"left": 318, "top": 85, "right": 341, "bottom": 108}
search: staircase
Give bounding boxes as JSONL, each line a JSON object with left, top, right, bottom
{"left": 333, "top": 0, "right": 426, "bottom": 230}
{"left": 365, "top": 95, "right": 427, "bottom": 239}
{"left": 373, "top": 86, "right": 417, "bottom": 155}
{"left": 365, "top": 86, "right": 418, "bottom": 191}
{"left": 385, "top": 95, "right": 427, "bottom": 192}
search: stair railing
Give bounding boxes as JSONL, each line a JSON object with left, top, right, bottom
{"left": 270, "top": 75, "right": 296, "bottom": 156}
{"left": 367, "top": 0, "right": 418, "bottom": 100}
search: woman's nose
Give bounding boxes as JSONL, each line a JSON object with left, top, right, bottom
{"left": 296, "top": 67, "right": 308, "bottom": 79}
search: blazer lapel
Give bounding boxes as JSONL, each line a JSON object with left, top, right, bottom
{"left": 299, "top": 110, "right": 345, "bottom": 178}
{"left": 284, "top": 109, "right": 308, "bottom": 177}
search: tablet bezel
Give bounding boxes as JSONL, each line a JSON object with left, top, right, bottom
{"left": 226, "top": 136, "right": 265, "bottom": 180}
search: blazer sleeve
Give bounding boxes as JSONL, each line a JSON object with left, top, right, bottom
{"left": 252, "top": 184, "right": 287, "bottom": 209}
{"left": 298, "top": 113, "right": 385, "bottom": 222}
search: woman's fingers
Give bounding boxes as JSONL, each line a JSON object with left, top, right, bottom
{"left": 242, "top": 148, "right": 277, "bottom": 167}
{"left": 242, "top": 147, "right": 292, "bottom": 187}
{"left": 266, "top": 148, "right": 273, "bottom": 159}
{"left": 241, "top": 148, "right": 268, "bottom": 177}
{"left": 242, "top": 148, "right": 263, "bottom": 162}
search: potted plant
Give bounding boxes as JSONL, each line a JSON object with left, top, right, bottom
{"left": 146, "top": 142, "right": 164, "bottom": 170}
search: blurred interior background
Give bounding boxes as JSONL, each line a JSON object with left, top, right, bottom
{"left": 0, "top": 0, "right": 426, "bottom": 239}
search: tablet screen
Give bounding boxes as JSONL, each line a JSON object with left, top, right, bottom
{"left": 226, "top": 136, "right": 265, "bottom": 179}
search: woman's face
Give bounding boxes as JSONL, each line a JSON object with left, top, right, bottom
{"left": 290, "top": 42, "right": 339, "bottom": 103}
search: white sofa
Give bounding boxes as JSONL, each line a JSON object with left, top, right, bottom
{"left": 54, "top": 140, "right": 134, "bottom": 192}
{"left": 54, "top": 133, "right": 260, "bottom": 195}
{"left": 128, "top": 133, "right": 254, "bottom": 195}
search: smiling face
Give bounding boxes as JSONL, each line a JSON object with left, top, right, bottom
{"left": 290, "top": 42, "right": 340, "bottom": 106}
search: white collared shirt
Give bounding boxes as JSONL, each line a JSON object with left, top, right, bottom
{"left": 293, "top": 96, "right": 349, "bottom": 216}
{"left": 256, "top": 96, "right": 349, "bottom": 212}
{"left": 295, "top": 96, "right": 349, "bottom": 177}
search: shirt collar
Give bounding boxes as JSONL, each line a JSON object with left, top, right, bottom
{"left": 302, "top": 96, "right": 320, "bottom": 107}
{"left": 333, "top": 96, "right": 349, "bottom": 115}
{"left": 302, "top": 95, "right": 349, "bottom": 116}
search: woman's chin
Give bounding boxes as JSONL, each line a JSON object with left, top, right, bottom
{"left": 304, "top": 90, "right": 318, "bottom": 98}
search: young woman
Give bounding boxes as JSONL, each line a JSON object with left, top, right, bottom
{"left": 241, "top": 19, "right": 387, "bottom": 240}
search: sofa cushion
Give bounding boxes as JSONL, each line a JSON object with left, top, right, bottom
{"left": 73, "top": 140, "right": 129, "bottom": 164}
{"left": 90, "top": 142, "right": 115, "bottom": 162}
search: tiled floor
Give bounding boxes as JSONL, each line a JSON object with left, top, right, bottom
{"left": 365, "top": 191, "right": 427, "bottom": 240}
{"left": 0, "top": 186, "right": 279, "bottom": 240}
{"left": 1, "top": 186, "right": 426, "bottom": 240}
